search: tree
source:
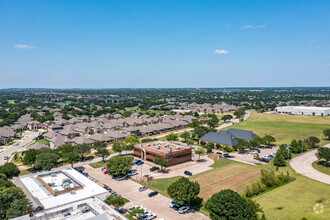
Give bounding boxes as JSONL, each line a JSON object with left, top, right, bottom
{"left": 206, "top": 189, "right": 254, "bottom": 220}
{"left": 195, "top": 148, "right": 205, "bottom": 160}
{"left": 167, "top": 177, "right": 200, "bottom": 206}
{"left": 57, "top": 144, "right": 75, "bottom": 156}
{"left": 316, "top": 147, "right": 330, "bottom": 163}
{"left": 323, "top": 129, "right": 330, "bottom": 140}
{"left": 304, "top": 136, "right": 320, "bottom": 148}
{"left": 125, "top": 135, "right": 139, "bottom": 145}
{"left": 75, "top": 143, "right": 90, "bottom": 161}
{"left": 0, "top": 163, "right": 20, "bottom": 179}
{"left": 34, "top": 153, "right": 60, "bottom": 171}
{"left": 166, "top": 133, "right": 178, "bottom": 141}
{"left": 193, "top": 126, "right": 209, "bottom": 138}
{"left": 207, "top": 117, "right": 219, "bottom": 128}
{"left": 153, "top": 157, "right": 168, "bottom": 171}
{"left": 23, "top": 149, "right": 38, "bottom": 168}
{"left": 180, "top": 131, "right": 191, "bottom": 142}
{"left": 260, "top": 168, "right": 278, "bottom": 187}
{"left": 6, "top": 198, "right": 30, "bottom": 219}
{"left": 221, "top": 114, "right": 233, "bottom": 122}
{"left": 105, "top": 194, "right": 127, "bottom": 210}
{"left": 0, "top": 187, "right": 28, "bottom": 218}
{"left": 112, "top": 141, "right": 126, "bottom": 155}
{"left": 62, "top": 152, "right": 80, "bottom": 167}
{"left": 106, "top": 156, "right": 133, "bottom": 176}
{"left": 95, "top": 141, "right": 110, "bottom": 161}
{"left": 189, "top": 120, "right": 200, "bottom": 128}
{"left": 263, "top": 135, "right": 276, "bottom": 146}
{"left": 233, "top": 107, "right": 246, "bottom": 118}
{"left": 254, "top": 153, "right": 261, "bottom": 165}
{"left": 236, "top": 138, "right": 249, "bottom": 153}
{"left": 273, "top": 153, "right": 286, "bottom": 167}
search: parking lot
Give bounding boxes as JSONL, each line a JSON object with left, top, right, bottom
{"left": 83, "top": 165, "right": 210, "bottom": 220}
{"left": 226, "top": 147, "right": 279, "bottom": 165}
{"left": 130, "top": 154, "right": 214, "bottom": 181}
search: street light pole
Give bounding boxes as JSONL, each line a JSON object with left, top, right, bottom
{"left": 320, "top": 134, "right": 322, "bottom": 148}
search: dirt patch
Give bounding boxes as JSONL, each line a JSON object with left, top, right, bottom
{"left": 191, "top": 164, "right": 260, "bottom": 200}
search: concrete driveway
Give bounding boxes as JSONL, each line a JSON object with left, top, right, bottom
{"left": 290, "top": 144, "right": 330, "bottom": 184}
{"left": 0, "top": 130, "right": 42, "bottom": 165}
{"left": 83, "top": 165, "right": 210, "bottom": 220}
{"left": 227, "top": 147, "right": 279, "bottom": 165}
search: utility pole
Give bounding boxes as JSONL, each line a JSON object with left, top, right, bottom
{"left": 320, "top": 134, "right": 322, "bottom": 148}
{"left": 287, "top": 145, "right": 290, "bottom": 162}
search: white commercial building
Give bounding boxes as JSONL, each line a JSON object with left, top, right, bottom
{"left": 15, "top": 168, "right": 127, "bottom": 220}
{"left": 275, "top": 106, "right": 330, "bottom": 116}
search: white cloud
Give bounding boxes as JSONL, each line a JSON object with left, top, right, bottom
{"left": 308, "top": 40, "right": 317, "bottom": 43}
{"left": 214, "top": 49, "right": 229, "bottom": 54}
{"left": 242, "top": 24, "right": 267, "bottom": 29}
{"left": 13, "top": 44, "right": 35, "bottom": 49}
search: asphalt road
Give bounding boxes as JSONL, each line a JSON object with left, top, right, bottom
{"left": 290, "top": 143, "right": 330, "bottom": 184}
{"left": 0, "top": 130, "right": 42, "bottom": 165}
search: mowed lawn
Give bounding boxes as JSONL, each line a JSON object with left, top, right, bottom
{"left": 145, "top": 159, "right": 260, "bottom": 200}
{"left": 255, "top": 176, "right": 330, "bottom": 220}
{"left": 226, "top": 113, "right": 330, "bottom": 145}
{"left": 190, "top": 160, "right": 260, "bottom": 200}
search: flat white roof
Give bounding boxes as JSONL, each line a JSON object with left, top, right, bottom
{"left": 276, "top": 106, "right": 330, "bottom": 110}
{"left": 33, "top": 197, "right": 126, "bottom": 220}
{"left": 20, "top": 168, "right": 108, "bottom": 210}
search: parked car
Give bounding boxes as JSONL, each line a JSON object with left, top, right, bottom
{"left": 4, "top": 156, "right": 8, "bottom": 160}
{"left": 114, "top": 175, "right": 127, "bottom": 181}
{"left": 216, "top": 152, "right": 222, "bottom": 155}
{"left": 149, "top": 166, "right": 159, "bottom": 172}
{"left": 140, "top": 213, "right": 156, "bottom": 220}
{"left": 82, "top": 172, "right": 88, "bottom": 177}
{"left": 110, "top": 191, "right": 117, "bottom": 195}
{"left": 127, "top": 170, "right": 138, "bottom": 176}
{"left": 103, "top": 170, "right": 109, "bottom": 174}
{"left": 137, "top": 161, "right": 144, "bottom": 166}
{"left": 148, "top": 191, "right": 158, "bottom": 197}
{"left": 101, "top": 167, "right": 107, "bottom": 172}
{"left": 222, "top": 153, "right": 229, "bottom": 158}
{"left": 139, "top": 186, "right": 148, "bottom": 192}
{"left": 178, "top": 206, "right": 190, "bottom": 214}
{"left": 135, "top": 160, "right": 141, "bottom": 164}
{"left": 261, "top": 156, "right": 270, "bottom": 163}
{"left": 184, "top": 171, "right": 192, "bottom": 176}
{"left": 103, "top": 186, "right": 112, "bottom": 192}
{"left": 248, "top": 150, "right": 259, "bottom": 154}
{"left": 169, "top": 200, "right": 179, "bottom": 208}
{"left": 172, "top": 203, "right": 182, "bottom": 210}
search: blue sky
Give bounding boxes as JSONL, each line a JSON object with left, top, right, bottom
{"left": 0, "top": 0, "right": 329, "bottom": 88}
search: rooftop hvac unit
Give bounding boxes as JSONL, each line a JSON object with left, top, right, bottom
{"left": 147, "top": 144, "right": 150, "bottom": 147}
{"left": 51, "top": 173, "right": 57, "bottom": 177}
{"left": 156, "top": 146, "right": 160, "bottom": 149}
{"left": 48, "top": 182, "right": 56, "bottom": 187}
{"left": 70, "top": 191, "right": 76, "bottom": 195}
{"left": 168, "top": 148, "right": 172, "bottom": 153}
{"left": 176, "top": 147, "right": 180, "bottom": 150}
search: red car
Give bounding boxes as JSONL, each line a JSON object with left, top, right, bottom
{"left": 103, "top": 170, "right": 109, "bottom": 174}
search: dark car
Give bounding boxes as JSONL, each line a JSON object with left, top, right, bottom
{"left": 149, "top": 166, "right": 159, "bottom": 172}
{"left": 148, "top": 191, "right": 158, "bottom": 197}
{"left": 184, "top": 171, "right": 192, "bottom": 176}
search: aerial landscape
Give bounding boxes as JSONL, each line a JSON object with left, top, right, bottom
{"left": 0, "top": 1, "right": 329, "bottom": 220}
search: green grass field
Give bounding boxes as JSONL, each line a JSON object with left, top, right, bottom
{"left": 255, "top": 175, "right": 329, "bottom": 220}
{"left": 226, "top": 113, "right": 330, "bottom": 145}
{"left": 8, "top": 100, "right": 15, "bottom": 104}
{"left": 312, "top": 160, "right": 330, "bottom": 176}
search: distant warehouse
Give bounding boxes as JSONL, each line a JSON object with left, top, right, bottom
{"left": 275, "top": 106, "right": 330, "bottom": 116}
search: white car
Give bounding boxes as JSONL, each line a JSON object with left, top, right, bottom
{"left": 178, "top": 206, "right": 190, "bottom": 214}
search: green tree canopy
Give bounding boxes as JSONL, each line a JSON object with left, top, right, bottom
{"left": 180, "top": 131, "right": 191, "bottom": 142}
{"left": 62, "top": 152, "right": 80, "bottom": 167}
{"left": 105, "top": 194, "right": 128, "bottom": 210}
{"left": 205, "top": 189, "right": 254, "bottom": 220}
{"left": 112, "top": 141, "right": 126, "bottom": 155}
{"left": 189, "top": 120, "right": 200, "bottom": 128}
{"left": 323, "top": 129, "right": 330, "bottom": 140}
{"left": 34, "top": 153, "right": 60, "bottom": 171}
{"left": 304, "top": 136, "right": 320, "bottom": 148}
{"left": 153, "top": 157, "right": 168, "bottom": 171}
{"left": 23, "top": 149, "right": 38, "bottom": 167}
{"left": 316, "top": 147, "right": 330, "bottom": 163}
{"left": 75, "top": 143, "right": 91, "bottom": 161}
{"left": 125, "top": 135, "right": 139, "bottom": 145}
{"left": 195, "top": 148, "right": 205, "bottom": 160}
{"left": 106, "top": 156, "right": 133, "bottom": 176}
{"left": 263, "top": 135, "right": 276, "bottom": 146}
{"left": 167, "top": 177, "right": 200, "bottom": 206}
{"left": 0, "top": 163, "right": 20, "bottom": 179}
{"left": 166, "top": 133, "right": 178, "bottom": 141}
